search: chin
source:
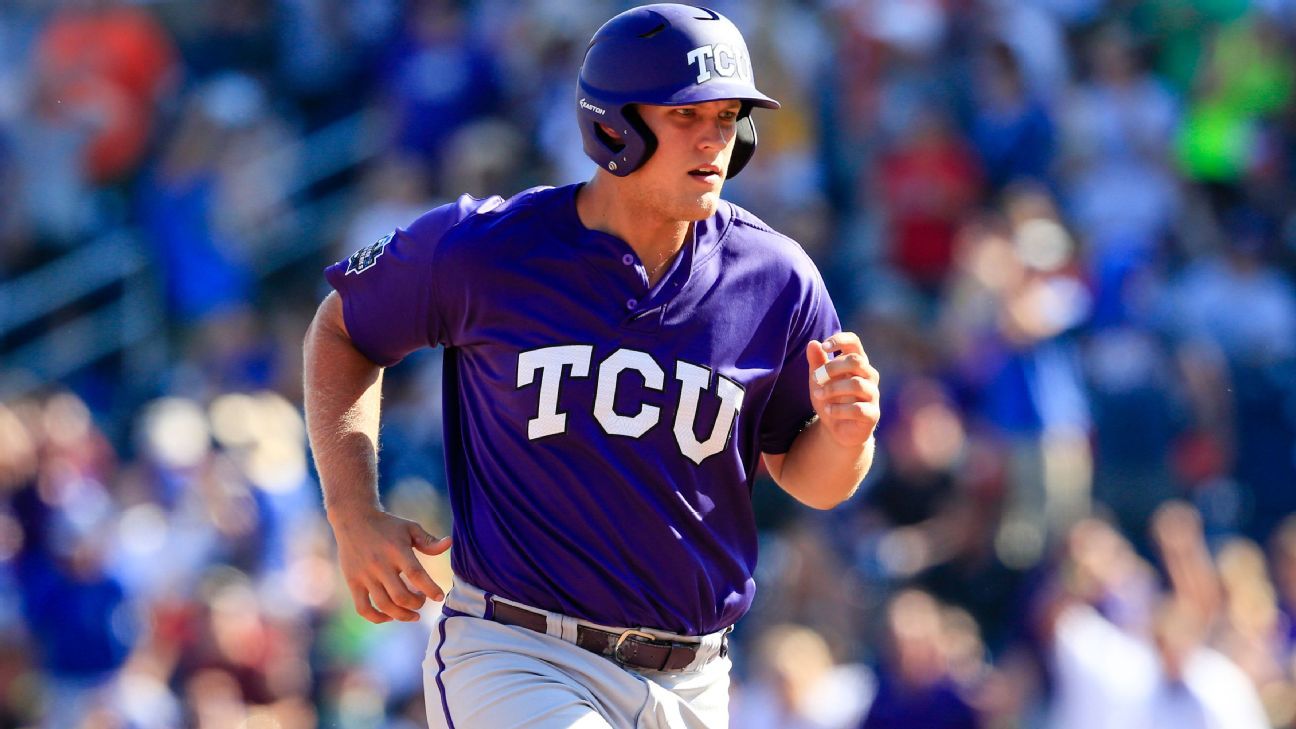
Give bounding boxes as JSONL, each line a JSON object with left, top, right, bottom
{"left": 682, "top": 191, "right": 722, "bottom": 220}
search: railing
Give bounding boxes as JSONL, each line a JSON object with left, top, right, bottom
{"left": 0, "top": 110, "right": 383, "bottom": 399}
{"left": 247, "top": 111, "right": 387, "bottom": 274}
{"left": 0, "top": 232, "right": 165, "bottom": 398}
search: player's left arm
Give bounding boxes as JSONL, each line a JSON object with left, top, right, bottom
{"left": 762, "top": 332, "right": 879, "bottom": 509}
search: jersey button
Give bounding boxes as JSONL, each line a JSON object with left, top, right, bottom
{"left": 626, "top": 298, "right": 637, "bottom": 310}
{"left": 621, "top": 253, "right": 634, "bottom": 266}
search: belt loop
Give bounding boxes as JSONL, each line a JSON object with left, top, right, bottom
{"left": 483, "top": 593, "right": 495, "bottom": 621}
{"left": 558, "top": 613, "right": 578, "bottom": 643}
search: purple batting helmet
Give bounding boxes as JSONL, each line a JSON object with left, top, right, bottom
{"left": 576, "top": 4, "right": 780, "bottom": 178}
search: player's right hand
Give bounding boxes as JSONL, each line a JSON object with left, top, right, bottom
{"left": 327, "top": 505, "right": 451, "bottom": 623}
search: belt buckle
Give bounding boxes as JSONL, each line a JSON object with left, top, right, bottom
{"left": 612, "top": 628, "right": 658, "bottom": 665}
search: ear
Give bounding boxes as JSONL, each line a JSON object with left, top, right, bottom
{"left": 598, "top": 123, "right": 623, "bottom": 142}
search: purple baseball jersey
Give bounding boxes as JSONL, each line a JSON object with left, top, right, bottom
{"left": 325, "top": 183, "right": 839, "bottom": 635}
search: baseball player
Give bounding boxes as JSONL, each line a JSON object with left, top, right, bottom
{"left": 303, "top": 5, "right": 881, "bottom": 728}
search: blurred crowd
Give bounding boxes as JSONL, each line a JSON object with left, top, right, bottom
{"left": 2, "top": 0, "right": 1296, "bottom": 727}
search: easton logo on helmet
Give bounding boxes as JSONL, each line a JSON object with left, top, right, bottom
{"left": 579, "top": 98, "right": 606, "bottom": 115}
{"left": 686, "top": 43, "right": 751, "bottom": 84}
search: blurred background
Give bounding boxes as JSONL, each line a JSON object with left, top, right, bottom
{"left": 2, "top": 0, "right": 1296, "bottom": 727}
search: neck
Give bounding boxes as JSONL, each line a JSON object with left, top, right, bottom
{"left": 576, "top": 174, "right": 692, "bottom": 285}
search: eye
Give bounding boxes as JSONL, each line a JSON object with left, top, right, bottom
{"left": 719, "top": 110, "right": 739, "bottom": 123}
{"left": 674, "top": 107, "right": 697, "bottom": 118}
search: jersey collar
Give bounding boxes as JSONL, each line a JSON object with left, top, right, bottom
{"left": 558, "top": 182, "right": 730, "bottom": 299}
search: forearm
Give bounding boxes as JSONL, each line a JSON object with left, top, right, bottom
{"left": 771, "top": 418, "right": 874, "bottom": 509}
{"left": 303, "top": 293, "right": 385, "bottom": 520}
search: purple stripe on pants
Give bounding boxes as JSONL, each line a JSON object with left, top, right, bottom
{"left": 434, "top": 613, "right": 457, "bottom": 729}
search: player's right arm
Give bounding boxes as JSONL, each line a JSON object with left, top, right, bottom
{"left": 303, "top": 291, "right": 450, "bottom": 623}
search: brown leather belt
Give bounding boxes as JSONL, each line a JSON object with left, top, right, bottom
{"left": 489, "top": 599, "right": 705, "bottom": 672}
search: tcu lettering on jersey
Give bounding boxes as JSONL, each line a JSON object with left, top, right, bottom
{"left": 685, "top": 43, "right": 751, "bottom": 85}
{"left": 516, "top": 345, "right": 745, "bottom": 466}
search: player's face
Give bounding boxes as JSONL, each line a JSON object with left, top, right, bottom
{"left": 627, "top": 100, "right": 742, "bottom": 222}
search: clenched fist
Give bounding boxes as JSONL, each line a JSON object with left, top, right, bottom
{"left": 806, "top": 332, "right": 881, "bottom": 448}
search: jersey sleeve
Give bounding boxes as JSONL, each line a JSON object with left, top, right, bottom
{"left": 324, "top": 194, "right": 499, "bottom": 366}
{"left": 758, "top": 266, "right": 841, "bottom": 455}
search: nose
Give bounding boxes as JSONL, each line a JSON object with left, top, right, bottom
{"left": 698, "top": 117, "right": 732, "bottom": 151}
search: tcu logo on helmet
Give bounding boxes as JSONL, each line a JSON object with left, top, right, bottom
{"left": 686, "top": 44, "right": 752, "bottom": 85}
{"left": 517, "top": 345, "right": 745, "bottom": 466}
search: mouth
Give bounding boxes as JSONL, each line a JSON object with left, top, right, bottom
{"left": 687, "top": 164, "right": 724, "bottom": 185}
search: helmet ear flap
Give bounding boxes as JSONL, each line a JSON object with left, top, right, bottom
{"left": 726, "top": 114, "right": 757, "bottom": 179}
{"left": 621, "top": 105, "right": 658, "bottom": 173}
{"left": 579, "top": 99, "right": 652, "bottom": 176}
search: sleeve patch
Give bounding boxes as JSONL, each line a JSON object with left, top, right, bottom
{"left": 345, "top": 232, "right": 394, "bottom": 275}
